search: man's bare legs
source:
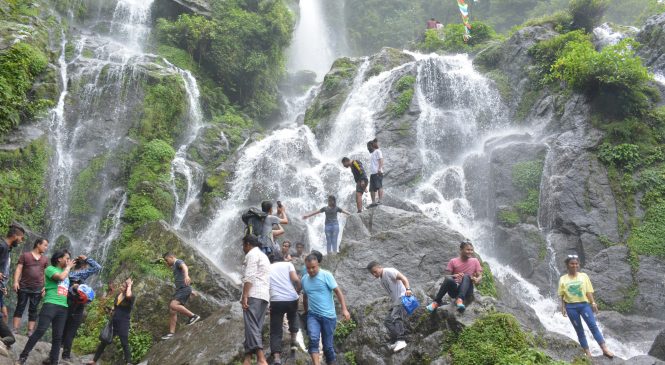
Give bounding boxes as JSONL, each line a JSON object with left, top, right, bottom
{"left": 168, "top": 300, "right": 193, "bottom": 333}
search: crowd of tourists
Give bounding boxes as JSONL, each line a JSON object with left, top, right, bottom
{"left": 0, "top": 134, "right": 613, "bottom": 364}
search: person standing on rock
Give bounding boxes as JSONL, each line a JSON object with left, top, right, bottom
{"left": 260, "top": 201, "right": 289, "bottom": 257}
{"left": 61, "top": 254, "right": 102, "bottom": 360}
{"left": 341, "top": 157, "right": 369, "bottom": 213}
{"left": 86, "top": 277, "right": 135, "bottom": 365}
{"left": 367, "top": 138, "right": 384, "bottom": 207}
{"left": 161, "top": 253, "right": 201, "bottom": 340}
{"left": 280, "top": 240, "right": 293, "bottom": 262}
{"left": 0, "top": 225, "right": 24, "bottom": 291}
{"left": 292, "top": 242, "right": 307, "bottom": 276}
{"left": 366, "top": 261, "right": 412, "bottom": 353}
{"left": 426, "top": 240, "right": 482, "bottom": 313}
{"left": 241, "top": 234, "right": 271, "bottom": 365}
{"left": 269, "top": 254, "right": 301, "bottom": 365}
{"left": 12, "top": 238, "right": 49, "bottom": 336}
{"left": 301, "top": 254, "right": 351, "bottom": 365}
{"left": 302, "top": 195, "right": 352, "bottom": 254}
{"left": 558, "top": 255, "right": 614, "bottom": 359}
{"left": 18, "top": 249, "right": 75, "bottom": 365}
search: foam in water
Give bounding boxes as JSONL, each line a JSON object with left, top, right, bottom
{"left": 655, "top": 72, "right": 665, "bottom": 86}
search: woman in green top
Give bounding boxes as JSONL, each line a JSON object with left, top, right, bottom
{"left": 18, "top": 249, "right": 75, "bottom": 365}
{"left": 558, "top": 255, "right": 613, "bottom": 359}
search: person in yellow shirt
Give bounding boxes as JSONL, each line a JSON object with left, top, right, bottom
{"left": 558, "top": 255, "right": 614, "bottom": 359}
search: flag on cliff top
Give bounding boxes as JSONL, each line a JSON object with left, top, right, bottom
{"left": 457, "top": 0, "right": 476, "bottom": 42}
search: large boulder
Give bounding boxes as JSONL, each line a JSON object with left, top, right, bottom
{"left": 585, "top": 246, "right": 634, "bottom": 308}
{"left": 650, "top": 329, "right": 665, "bottom": 361}
{"left": 325, "top": 205, "right": 465, "bottom": 308}
{"left": 634, "top": 256, "right": 665, "bottom": 320}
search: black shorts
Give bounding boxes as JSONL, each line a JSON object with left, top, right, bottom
{"left": 173, "top": 286, "right": 192, "bottom": 305}
{"left": 370, "top": 173, "right": 383, "bottom": 192}
{"left": 356, "top": 179, "right": 368, "bottom": 193}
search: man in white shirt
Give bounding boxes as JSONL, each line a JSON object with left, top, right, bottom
{"left": 367, "top": 261, "right": 412, "bottom": 353}
{"left": 368, "top": 138, "right": 384, "bottom": 207}
{"left": 241, "top": 235, "right": 271, "bottom": 365}
{"left": 269, "top": 256, "right": 301, "bottom": 364}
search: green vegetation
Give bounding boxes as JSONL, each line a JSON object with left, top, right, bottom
{"left": 387, "top": 75, "right": 416, "bottom": 117}
{"left": 416, "top": 22, "right": 497, "bottom": 53}
{"left": 134, "top": 76, "right": 187, "bottom": 145}
{"left": 0, "top": 42, "right": 50, "bottom": 135}
{"left": 70, "top": 155, "right": 107, "bottom": 219}
{"left": 333, "top": 319, "right": 357, "bottom": 346}
{"left": 343, "top": 351, "right": 358, "bottom": 365}
{"left": 497, "top": 209, "right": 520, "bottom": 227}
{"left": 449, "top": 313, "right": 564, "bottom": 365}
{"left": 476, "top": 261, "right": 498, "bottom": 298}
{"left": 507, "top": 159, "right": 545, "bottom": 223}
{"left": 569, "top": 0, "right": 609, "bottom": 32}
{"left": 155, "top": 0, "right": 294, "bottom": 119}
{"left": 0, "top": 139, "right": 48, "bottom": 233}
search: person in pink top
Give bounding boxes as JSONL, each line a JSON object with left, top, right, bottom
{"left": 426, "top": 240, "right": 483, "bottom": 313}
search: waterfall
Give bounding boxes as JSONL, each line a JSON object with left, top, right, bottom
{"left": 166, "top": 63, "right": 205, "bottom": 229}
{"left": 286, "top": 0, "right": 339, "bottom": 79}
{"left": 592, "top": 23, "right": 638, "bottom": 48}
{"left": 656, "top": 72, "right": 665, "bottom": 86}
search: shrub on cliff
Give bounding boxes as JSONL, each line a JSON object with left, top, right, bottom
{"left": 569, "top": 0, "right": 609, "bottom": 32}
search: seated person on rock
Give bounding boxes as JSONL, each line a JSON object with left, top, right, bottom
{"left": 426, "top": 240, "right": 482, "bottom": 313}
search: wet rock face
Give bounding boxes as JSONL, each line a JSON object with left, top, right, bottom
{"left": 585, "top": 246, "right": 633, "bottom": 308}
{"left": 637, "top": 13, "right": 665, "bottom": 74}
{"left": 650, "top": 329, "right": 665, "bottom": 361}
{"left": 634, "top": 256, "right": 665, "bottom": 320}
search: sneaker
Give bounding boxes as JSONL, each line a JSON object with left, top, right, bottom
{"left": 17, "top": 357, "right": 27, "bottom": 365}
{"left": 426, "top": 302, "right": 439, "bottom": 313}
{"left": 187, "top": 314, "right": 201, "bottom": 325}
{"left": 161, "top": 333, "right": 174, "bottom": 340}
{"left": 393, "top": 340, "right": 407, "bottom": 353}
{"left": 456, "top": 298, "right": 466, "bottom": 313}
{"left": 368, "top": 203, "right": 378, "bottom": 208}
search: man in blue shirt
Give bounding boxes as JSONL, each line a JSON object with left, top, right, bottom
{"left": 301, "top": 254, "right": 350, "bottom": 365}
{"left": 61, "top": 255, "right": 101, "bottom": 360}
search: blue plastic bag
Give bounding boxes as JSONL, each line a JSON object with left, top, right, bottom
{"left": 401, "top": 294, "right": 420, "bottom": 315}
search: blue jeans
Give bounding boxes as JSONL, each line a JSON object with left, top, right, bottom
{"left": 565, "top": 302, "right": 605, "bottom": 349}
{"left": 324, "top": 223, "right": 339, "bottom": 254}
{"left": 307, "top": 312, "right": 337, "bottom": 363}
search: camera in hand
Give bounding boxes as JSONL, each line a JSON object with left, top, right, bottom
{"left": 277, "top": 200, "right": 282, "bottom": 208}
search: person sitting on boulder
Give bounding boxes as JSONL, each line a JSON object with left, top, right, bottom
{"left": 558, "top": 255, "right": 614, "bottom": 359}
{"left": 341, "top": 157, "right": 368, "bottom": 213}
{"left": 86, "top": 277, "right": 135, "bottom": 365}
{"left": 161, "top": 253, "right": 200, "bottom": 340}
{"left": 426, "top": 18, "right": 437, "bottom": 29}
{"left": 366, "top": 261, "right": 412, "bottom": 353}
{"left": 303, "top": 195, "right": 352, "bottom": 254}
{"left": 426, "top": 240, "right": 482, "bottom": 313}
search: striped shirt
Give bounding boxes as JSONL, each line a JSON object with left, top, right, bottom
{"left": 242, "top": 247, "right": 271, "bottom": 302}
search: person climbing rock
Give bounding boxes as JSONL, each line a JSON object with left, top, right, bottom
{"left": 301, "top": 254, "right": 351, "bottom": 365}
{"left": 269, "top": 254, "right": 301, "bottom": 365}
{"left": 86, "top": 277, "right": 135, "bottom": 365}
{"left": 559, "top": 255, "right": 614, "bottom": 359}
{"left": 241, "top": 235, "right": 271, "bottom": 365}
{"left": 160, "top": 253, "right": 200, "bottom": 340}
{"left": 12, "top": 238, "right": 49, "bottom": 336}
{"left": 303, "top": 195, "right": 351, "bottom": 254}
{"left": 61, "top": 254, "right": 102, "bottom": 360}
{"left": 366, "top": 261, "right": 412, "bottom": 353}
{"left": 260, "top": 201, "right": 289, "bottom": 257}
{"left": 17, "top": 250, "right": 75, "bottom": 365}
{"left": 426, "top": 240, "right": 482, "bottom": 313}
{"left": 367, "top": 138, "right": 384, "bottom": 207}
{"left": 341, "top": 157, "right": 368, "bottom": 213}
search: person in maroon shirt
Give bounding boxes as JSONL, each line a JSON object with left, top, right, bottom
{"left": 12, "top": 238, "right": 49, "bottom": 335}
{"left": 426, "top": 18, "right": 438, "bottom": 29}
{"left": 426, "top": 240, "right": 483, "bottom": 313}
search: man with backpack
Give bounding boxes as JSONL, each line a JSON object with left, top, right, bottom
{"left": 242, "top": 201, "right": 289, "bottom": 259}
{"left": 366, "top": 261, "right": 412, "bottom": 353}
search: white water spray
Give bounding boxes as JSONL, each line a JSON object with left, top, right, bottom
{"left": 287, "top": 0, "right": 338, "bottom": 79}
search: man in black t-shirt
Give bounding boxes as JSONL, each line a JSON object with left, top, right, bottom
{"left": 342, "top": 157, "right": 368, "bottom": 213}
{"left": 161, "top": 253, "right": 200, "bottom": 340}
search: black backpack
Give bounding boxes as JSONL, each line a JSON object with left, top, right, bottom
{"left": 242, "top": 207, "right": 267, "bottom": 237}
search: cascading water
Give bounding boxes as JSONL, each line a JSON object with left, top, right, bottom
{"left": 592, "top": 23, "right": 638, "bottom": 48}
{"left": 286, "top": 0, "right": 339, "bottom": 80}
{"left": 45, "top": 0, "right": 205, "bottom": 257}
{"left": 166, "top": 63, "right": 205, "bottom": 229}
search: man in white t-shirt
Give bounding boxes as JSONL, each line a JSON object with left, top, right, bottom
{"left": 367, "top": 261, "right": 412, "bottom": 353}
{"left": 269, "top": 256, "right": 301, "bottom": 364}
{"left": 367, "top": 138, "right": 384, "bottom": 207}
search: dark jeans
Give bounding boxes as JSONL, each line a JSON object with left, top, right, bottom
{"left": 384, "top": 304, "right": 407, "bottom": 342}
{"left": 269, "top": 299, "right": 299, "bottom": 354}
{"left": 20, "top": 303, "right": 68, "bottom": 363}
{"left": 13, "top": 289, "right": 42, "bottom": 322}
{"left": 243, "top": 297, "right": 268, "bottom": 354}
{"left": 306, "top": 312, "right": 337, "bottom": 363}
{"left": 434, "top": 275, "right": 473, "bottom": 304}
{"left": 93, "top": 317, "right": 131, "bottom": 363}
{"left": 565, "top": 302, "right": 605, "bottom": 350}
{"left": 324, "top": 223, "right": 339, "bottom": 254}
{"left": 61, "top": 302, "right": 85, "bottom": 358}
